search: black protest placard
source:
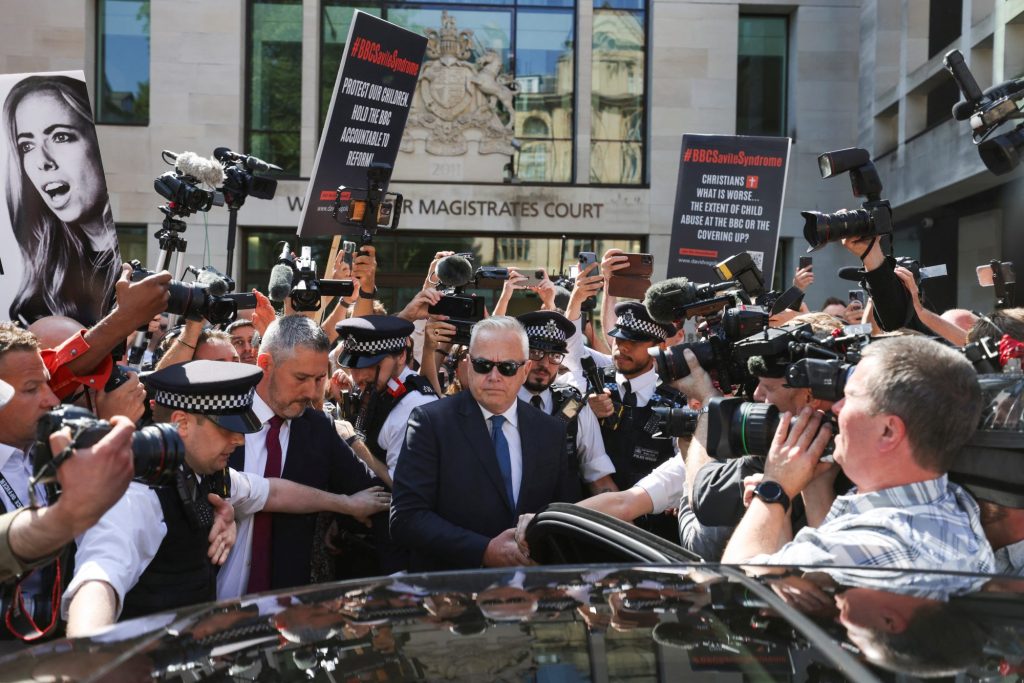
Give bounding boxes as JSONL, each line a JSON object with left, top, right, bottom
{"left": 667, "top": 134, "right": 791, "bottom": 283}
{"left": 298, "top": 11, "right": 427, "bottom": 237}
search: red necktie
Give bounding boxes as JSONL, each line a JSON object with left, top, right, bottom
{"left": 247, "top": 415, "right": 284, "bottom": 594}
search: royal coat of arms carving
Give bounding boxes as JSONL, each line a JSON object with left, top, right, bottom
{"left": 402, "top": 11, "right": 518, "bottom": 157}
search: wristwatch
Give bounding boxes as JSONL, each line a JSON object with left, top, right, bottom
{"left": 753, "top": 480, "right": 791, "bottom": 513}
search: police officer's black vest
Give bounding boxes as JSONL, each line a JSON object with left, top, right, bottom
{"left": 120, "top": 471, "right": 225, "bottom": 620}
{"left": 544, "top": 383, "right": 585, "bottom": 502}
{"left": 598, "top": 368, "right": 685, "bottom": 540}
{"left": 363, "top": 374, "right": 435, "bottom": 464}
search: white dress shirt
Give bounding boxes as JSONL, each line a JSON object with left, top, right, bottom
{"left": 0, "top": 444, "right": 47, "bottom": 611}
{"left": 217, "top": 393, "right": 290, "bottom": 600}
{"left": 378, "top": 367, "right": 437, "bottom": 478}
{"left": 477, "top": 402, "right": 523, "bottom": 505}
{"left": 518, "top": 385, "right": 615, "bottom": 483}
{"left": 635, "top": 456, "right": 687, "bottom": 514}
{"left": 616, "top": 366, "right": 659, "bottom": 407}
{"left": 564, "top": 317, "right": 613, "bottom": 390}
{"left": 63, "top": 469, "right": 269, "bottom": 619}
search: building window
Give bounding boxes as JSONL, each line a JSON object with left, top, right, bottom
{"left": 736, "top": 15, "right": 788, "bottom": 137}
{"left": 320, "top": 1, "right": 574, "bottom": 184}
{"left": 928, "top": 0, "right": 962, "bottom": 59}
{"left": 591, "top": 0, "right": 647, "bottom": 185}
{"left": 96, "top": 0, "right": 150, "bottom": 125}
{"left": 246, "top": 0, "right": 303, "bottom": 177}
{"left": 116, "top": 224, "right": 148, "bottom": 265}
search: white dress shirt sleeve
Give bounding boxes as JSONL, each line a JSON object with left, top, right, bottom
{"left": 61, "top": 483, "right": 166, "bottom": 620}
{"left": 379, "top": 392, "right": 437, "bottom": 478}
{"left": 635, "top": 456, "right": 687, "bottom": 514}
{"left": 228, "top": 469, "right": 271, "bottom": 520}
{"left": 574, "top": 404, "right": 616, "bottom": 483}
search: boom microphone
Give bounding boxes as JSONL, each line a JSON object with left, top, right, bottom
{"left": 169, "top": 150, "right": 225, "bottom": 187}
{"left": 435, "top": 254, "right": 474, "bottom": 289}
{"left": 214, "top": 147, "right": 282, "bottom": 174}
{"left": 268, "top": 242, "right": 295, "bottom": 304}
{"left": 644, "top": 277, "right": 698, "bottom": 325}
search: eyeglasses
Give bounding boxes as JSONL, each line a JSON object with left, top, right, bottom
{"left": 528, "top": 349, "right": 565, "bottom": 364}
{"left": 470, "top": 357, "right": 527, "bottom": 377}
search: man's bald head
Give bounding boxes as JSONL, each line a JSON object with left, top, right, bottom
{"left": 27, "top": 316, "right": 85, "bottom": 349}
{"left": 940, "top": 308, "right": 978, "bottom": 332}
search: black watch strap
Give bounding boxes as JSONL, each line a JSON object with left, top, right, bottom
{"left": 753, "top": 480, "right": 791, "bottom": 513}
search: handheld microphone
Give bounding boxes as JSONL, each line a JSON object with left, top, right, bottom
{"left": 214, "top": 147, "right": 283, "bottom": 174}
{"left": 167, "top": 150, "right": 225, "bottom": 187}
{"left": 435, "top": 254, "right": 474, "bottom": 289}
{"left": 268, "top": 243, "right": 295, "bottom": 304}
{"left": 643, "top": 277, "right": 699, "bottom": 325}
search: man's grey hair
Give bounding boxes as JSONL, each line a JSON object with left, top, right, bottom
{"left": 260, "top": 315, "right": 330, "bottom": 363}
{"left": 469, "top": 317, "right": 529, "bottom": 358}
{"left": 860, "top": 336, "right": 981, "bottom": 473}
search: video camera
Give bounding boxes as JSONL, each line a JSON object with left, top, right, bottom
{"left": 276, "top": 245, "right": 356, "bottom": 313}
{"left": 801, "top": 147, "right": 893, "bottom": 252}
{"left": 33, "top": 406, "right": 184, "bottom": 492}
{"left": 214, "top": 147, "right": 279, "bottom": 205}
{"left": 154, "top": 171, "right": 223, "bottom": 218}
{"left": 129, "top": 261, "right": 253, "bottom": 325}
{"left": 332, "top": 163, "right": 402, "bottom": 244}
{"left": 427, "top": 253, "right": 488, "bottom": 345}
{"left": 704, "top": 397, "right": 837, "bottom": 460}
{"left": 944, "top": 49, "right": 1024, "bottom": 175}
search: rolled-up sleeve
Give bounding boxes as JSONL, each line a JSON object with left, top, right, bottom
{"left": 227, "top": 469, "right": 271, "bottom": 520}
{"left": 61, "top": 484, "right": 165, "bottom": 620}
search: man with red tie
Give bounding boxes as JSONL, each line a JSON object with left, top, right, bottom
{"left": 220, "top": 316, "right": 386, "bottom": 599}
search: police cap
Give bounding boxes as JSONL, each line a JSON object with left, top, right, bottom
{"left": 143, "top": 360, "right": 263, "bottom": 434}
{"left": 608, "top": 302, "right": 675, "bottom": 342}
{"left": 336, "top": 315, "right": 414, "bottom": 369}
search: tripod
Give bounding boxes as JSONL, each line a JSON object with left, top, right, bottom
{"left": 126, "top": 207, "right": 191, "bottom": 368}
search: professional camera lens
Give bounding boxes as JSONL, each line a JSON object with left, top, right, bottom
{"left": 978, "top": 124, "right": 1024, "bottom": 176}
{"left": 204, "top": 296, "right": 239, "bottom": 325}
{"left": 130, "top": 424, "right": 186, "bottom": 486}
{"left": 801, "top": 208, "right": 876, "bottom": 250}
{"left": 651, "top": 405, "right": 701, "bottom": 437}
{"left": 649, "top": 341, "right": 715, "bottom": 382}
{"left": 727, "top": 401, "right": 779, "bottom": 457}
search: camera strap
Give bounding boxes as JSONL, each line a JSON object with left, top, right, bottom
{"left": 0, "top": 473, "right": 24, "bottom": 510}
{"left": 4, "top": 559, "right": 62, "bottom": 641}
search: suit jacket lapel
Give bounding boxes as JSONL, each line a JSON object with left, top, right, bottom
{"left": 457, "top": 392, "right": 514, "bottom": 513}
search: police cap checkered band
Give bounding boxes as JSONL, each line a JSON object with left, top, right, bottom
{"left": 616, "top": 309, "right": 669, "bottom": 340}
{"left": 525, "top": 320, "right": 567, "bottom": 344}
{"left": 154, "top": 387, "right": 256, "bottom": 414}
{"left": 343, "top": 334, "right": 407, "bottom": 356}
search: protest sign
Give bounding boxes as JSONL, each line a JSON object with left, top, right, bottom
{"left": 298, "top": 11, "right": 427, "bottom": 238}
{"left": 667, "top": 134, "right": 791, "bottom": 283}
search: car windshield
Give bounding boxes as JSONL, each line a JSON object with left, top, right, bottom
{"left": 5, "top": 564, "right": 1021, "bottom": 683}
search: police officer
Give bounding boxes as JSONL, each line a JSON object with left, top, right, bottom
{"left": 587, "top": 302, "right": 685, "bottom": 540}
{"left": 517, "top": 311, "right": 617, "bottom": 500}
{"left": 62, "top": 360, "right": 389, "bottom": 636}
{"left": 335, "top": 315, "right": 437, "bottom": 482}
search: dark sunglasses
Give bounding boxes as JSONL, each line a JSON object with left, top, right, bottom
{"left": 470, "top": 357, "right": 527, "bottom": 377}
{"left": 528, "top": 349, "right": 565, "bottom": 364}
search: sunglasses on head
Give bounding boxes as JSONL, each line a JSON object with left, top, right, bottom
{"left": 470, "top": 357, "right": 527, "bottom": 377}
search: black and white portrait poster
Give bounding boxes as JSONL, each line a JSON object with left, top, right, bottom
{"left": 0, "top": 70, "right": 120, "bottom": 327}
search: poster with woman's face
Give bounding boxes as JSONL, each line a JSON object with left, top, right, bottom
{"left": 0, "top": 70, "right": 121, "bottom": 328}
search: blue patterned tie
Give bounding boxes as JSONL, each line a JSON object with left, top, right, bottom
{"left": 490, "top": 415, "right": 515, "bottom": 508}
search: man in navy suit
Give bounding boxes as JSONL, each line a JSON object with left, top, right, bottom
{"left": 219, "top": 316, "right": 389, "bottom": 599}
{"left": 391, "top": 316, "right": 571, "bottom": 571}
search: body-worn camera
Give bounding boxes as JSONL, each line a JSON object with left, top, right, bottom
{"left": 801, "top": 148, "right": 893, "bottom": 252}
{"left": 129, "top": 261, "right": 249, "bottom": 325}
{"left": 705, "top": 397, "right": 836, "bottom": 460}
{"left": 34, "top": 406, "right": 184, "bottom": 488}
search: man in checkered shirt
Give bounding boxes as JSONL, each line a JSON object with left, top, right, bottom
{"left": 722, "top": 336, "right": 995, "bottom": 581}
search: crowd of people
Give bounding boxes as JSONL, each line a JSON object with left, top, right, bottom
{"left": 0, "top": 231, "right": 1020, "bottom": 645}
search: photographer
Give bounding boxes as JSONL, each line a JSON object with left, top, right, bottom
{"left": 721, "top": 336, "right": 994, "bottom": 580}
{"left": 0, "top": 322, "right": 136, "bottom": 639}
{"left": 156, "top": 321, "right": 239, "bottom": 369}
